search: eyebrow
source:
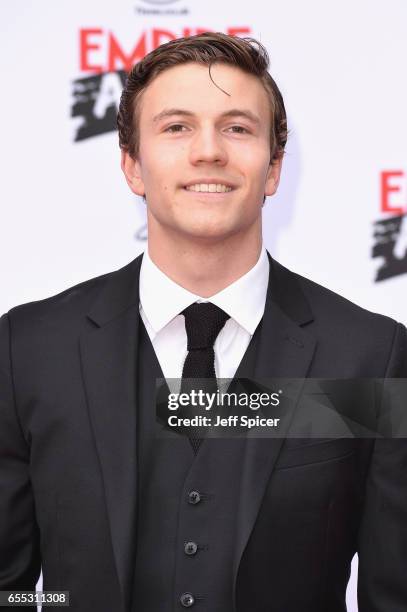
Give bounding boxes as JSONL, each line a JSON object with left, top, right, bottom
{"left": 152, "top": 108, "right": 261, "bottom": 125}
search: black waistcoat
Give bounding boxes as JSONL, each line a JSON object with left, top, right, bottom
{"left": 131, "top": 316, "right": 262, "bottom": 612}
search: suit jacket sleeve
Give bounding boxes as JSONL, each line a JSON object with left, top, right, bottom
{"left": 358, "top": 321, "right": 407, "bottom": 611}
{"left": 0, "top": 313, "right": 41, "bottom": 602}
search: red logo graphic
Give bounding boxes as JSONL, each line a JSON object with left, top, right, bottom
{"left": 79, "top": 27, "right": 252, "bottom": 73}
{"left": 380, "top": 171, "right": 407, "bottom": 215}
{"left": 372, "top": 170, "right": 407, "bottom": 281}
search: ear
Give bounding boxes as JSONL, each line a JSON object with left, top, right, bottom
{"left": 121, "top": 150, "right": 145, "bottom": 197}
{"left": 264, "top": 157, "right": 282, "bottom": 197}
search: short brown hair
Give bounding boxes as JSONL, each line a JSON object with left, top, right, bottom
{"left": 117, "top": 32, "right": 287, "bottom": 164}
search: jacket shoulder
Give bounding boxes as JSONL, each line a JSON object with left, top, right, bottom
{"left": 270, "top": 258, "right": 405, "bottom": 375}
{"left": 296, "top": 269, "right": 399, "bottom": 331}
{"left": 6, "top": 256, "right": 142, "bottom": 330}
{"left": 273, "top": 258, "right": 400, "bottom": 331}
{"left": 8, "top": 271, "right": 110, "bottom": 324}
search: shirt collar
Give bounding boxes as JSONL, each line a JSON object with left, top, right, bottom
{"left": 139, "top": 245, "right": 269, "bottom": 336}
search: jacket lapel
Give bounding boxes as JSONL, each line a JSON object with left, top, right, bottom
{"left": 79, "top": 255, "right": 143, "bottom": 612}
{"left": 232, "top": 254, "right": 317, "bottom": 609}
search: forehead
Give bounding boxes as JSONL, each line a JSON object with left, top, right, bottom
{"left": 138, "top": 62, "right": 270, "bottom": 125}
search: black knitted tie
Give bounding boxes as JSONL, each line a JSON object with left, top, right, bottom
{"left": 181, "top": 302, "right": 230, "bottom": 454}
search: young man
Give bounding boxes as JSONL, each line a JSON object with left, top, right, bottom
{"left": 0, "top": 33, "right": 406, "bottom": 612}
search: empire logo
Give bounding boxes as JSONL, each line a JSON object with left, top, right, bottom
{"left": 71, "top": 27, "right": 251, "bottom": 143}
{"left": 372, "top": 171, "right": 407, "bottom": 281}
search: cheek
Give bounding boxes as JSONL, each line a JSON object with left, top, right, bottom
{"left": 145, "top": 148, "right": 185, "bottom": 186}
{"left": 233, "top": 144, "right": 270, "bottom": 178}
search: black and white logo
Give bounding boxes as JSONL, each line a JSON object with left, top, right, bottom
{"left": 372, "top": 213, "right": 407, "bottom": 281}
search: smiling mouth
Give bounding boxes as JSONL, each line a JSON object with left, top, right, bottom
{"left": 183, "top": 183, "right": 234, "bottom": 193}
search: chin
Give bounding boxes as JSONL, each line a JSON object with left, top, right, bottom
{"left": 177, "top": 221, "right": 245, "bottom": 243}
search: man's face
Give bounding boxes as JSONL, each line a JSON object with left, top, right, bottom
{"left": 122, "top": 62, "right": 281, "bottom": 243}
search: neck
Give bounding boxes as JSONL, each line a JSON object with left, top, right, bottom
{"left": 147, "top": 222, "right": 263, "bottom": 297}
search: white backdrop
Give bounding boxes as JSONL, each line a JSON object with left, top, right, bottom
{"left": 1, "top": 1, "right": 407, "bottom": 610}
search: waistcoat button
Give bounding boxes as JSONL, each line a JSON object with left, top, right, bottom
{"left": 184, "top": 541, "right": 198, "bottom": 555}
{"left": 180, "top": 592, "right": 195, "bottom": 607}
{"left": 188, "top": 490, "right": 201, "bottom": 505}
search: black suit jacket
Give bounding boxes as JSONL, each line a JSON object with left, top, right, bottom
{"left": 0, "top": 253, "right": 406, "bottom": 611}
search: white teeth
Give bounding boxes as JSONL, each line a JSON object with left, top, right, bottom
{"left": 185, "top": 183, "right": 233, "bottom": 192}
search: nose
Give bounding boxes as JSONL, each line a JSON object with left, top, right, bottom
{"left": 188, "top": 125, "right": 228, "bottom": 166}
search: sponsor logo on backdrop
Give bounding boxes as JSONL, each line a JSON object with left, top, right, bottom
{"left": 372, "top": 171, "right": 407, "bottom": 281}
{"left": 136, "top": 0, "right": 187, "bottom": 15}
{"left": 142, "top": 0, "right": 182, "bottom": 4}
{"left": 71, "top": 27, "right": 251, "bottom": 143}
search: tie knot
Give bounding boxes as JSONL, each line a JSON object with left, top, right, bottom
{"left": 182, "top": 302, "right": 230, "bottom": 350}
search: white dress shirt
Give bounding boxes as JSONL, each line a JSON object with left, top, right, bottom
{"left": 139, "top": 246, "right": 269, "bottom": 389}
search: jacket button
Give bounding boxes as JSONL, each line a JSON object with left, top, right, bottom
{"left": 180, "top": 592, "right": 195, "bottom": 607}
{"left": 184, "top": 541, "right": 198, "bottom": 555}
{"left": 188, "top": 490, "right": 201, "bottom": 505}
